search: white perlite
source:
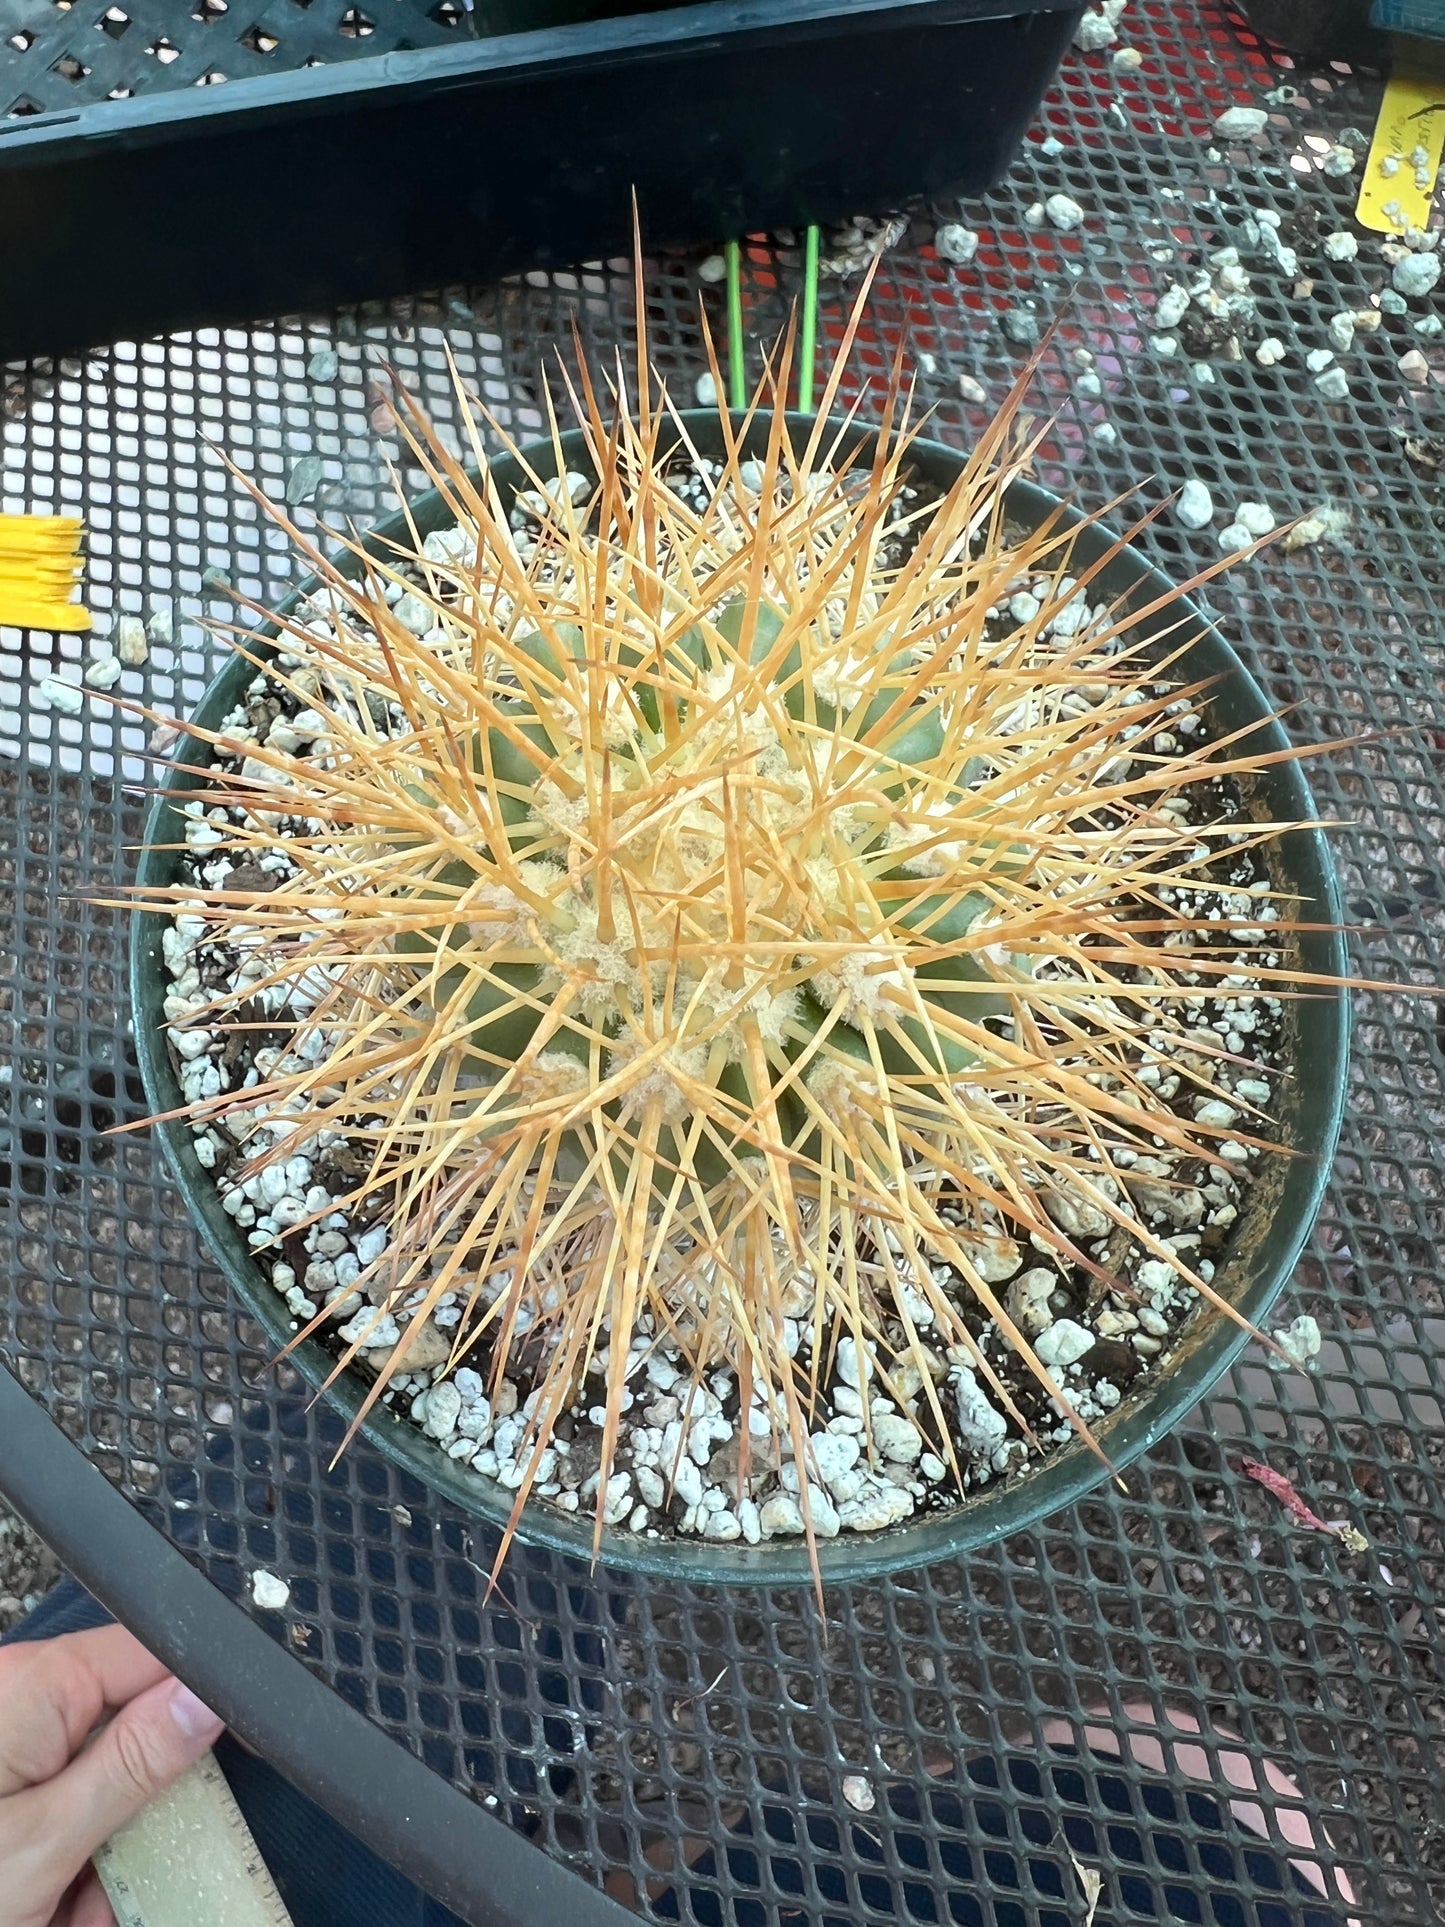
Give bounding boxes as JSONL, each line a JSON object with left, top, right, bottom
{"left": 1215, "top": 107, "right": 1268, "bottom": 139}
{"left": 1074, "top": 7, "right": 1118, "bottom": 51}
{"left": 1393, "top": 253, "right": 1441, "bottom": 299}
{"left": 1175, "top": 480, "right": 1214, "bottom": 530}
{"left": 934, "top": 224, "right": 980, "bottom": 266}
{"left": 421, "top": 1381, "right": 462, "bottom": 1440}
{"left": 116, "top": 615, "right": 150, "bottom": 665}
{"left": 37, "top": 676, "right": 83, "bottom": 716}
{"left": 1155, "top": 283, "right": 1191, "bottom": 331}
{"left": 1233, "top": 501, "right": 1275, "bottom": 538}
{"left": 842, "top": 1775, "right": 876, "bottom": 1813}
{"left": 1045, "top": 194, "right": 1086, "bottom": 233}
{"left": 1035, "top": 1320, "right": 1096, "bottom": 1370}
{"left": 251, "top": 1569, "right": 291, "bottom": 1610}
{"left": 84, "top": 655, "right": 123, "bottom": 689}
{"left": 953, "top": 1368, "right": 1007, "bottom": 1455}
{"left": 1271, "top": 1314, "right": 1321, "bottom": 1369}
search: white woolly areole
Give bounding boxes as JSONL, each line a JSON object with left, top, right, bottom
{"left": 604, "top": 1033, "right": 712, "bottom": 1122}
{"left": 812, "top": 947, "right": 917, "bottom": 1026}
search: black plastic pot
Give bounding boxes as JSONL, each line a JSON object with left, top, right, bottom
{"left": 0, "top": 0, "right": 1080, "bottom": 365}
{"left": 131, "top": 412, "right": 1350, "bottom": 1586}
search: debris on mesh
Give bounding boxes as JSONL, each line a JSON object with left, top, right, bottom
{"left": 1239, "top": 1460, "right": 1367, "bottom": 1552}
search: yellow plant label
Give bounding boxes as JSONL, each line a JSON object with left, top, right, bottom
{"left": 1355, "top": 71, "right": 1445, "bottom": 233}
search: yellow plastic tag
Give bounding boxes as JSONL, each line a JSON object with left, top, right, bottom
{"left": 0, "top": 512, "right": 90, "bottom": 631}
{"left": 1356, "top": 71, "right": 1445, "bottom": 233}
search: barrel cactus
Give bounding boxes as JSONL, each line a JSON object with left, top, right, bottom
{"left": 136, "top": 316, "right": 1322, "bottom": 1571}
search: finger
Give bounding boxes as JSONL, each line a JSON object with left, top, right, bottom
{"left": 0, "top": 1629, "right": 169, "bottom": 1798}
{"left": 22, "top": 1676, "right": 224, "bottom": 1875}
{"left": 68, "top": 1869, "right": 119, "bottom": 1927}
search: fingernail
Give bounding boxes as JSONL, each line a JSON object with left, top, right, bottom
{"left": 168, "top": 1681, "right": 223, "bottom": 1740}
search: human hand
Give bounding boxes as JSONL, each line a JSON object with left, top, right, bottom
{"left": 0, "top": 1624, "right": 225, "bottom": 1927}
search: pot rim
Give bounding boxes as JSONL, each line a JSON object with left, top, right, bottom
{"left": 130, "top": 412, "right": 1350, "bottom": 1586}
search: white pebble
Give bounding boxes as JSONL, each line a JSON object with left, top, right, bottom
{"left": 1217, "top": 521, "right": 1253, "bottom": 553}
{"left": 953, "top": 1368, "right": 1007, "bottom": 1455}
{"left": 1006, "top": 1268, "right": 1057, "bottom": 1338}
{"left": 697, "top": 253, "right": 727, "bottom": 284}
{"left": 1314, "top": 367, "right": 1350, "bottom": 401}
{"left": 1322, "top": 230, "right": 1358, "bottom": 262}
{"left": 251, "top": 1570, "right": 290, "bottom": 1611}
{"left": 958, "top": 374, "right": 988, "bottom": 405}
{"left": 758, "top": 1492, "right": 804, "bottom": 1537}
{"left": 1216, "top": 107, "right": 1268, "bottom": 138}
{"left": 1399, "top": 349, "right": 1430, "bottom": 385}
{"left": 672, "top": 1456, "right": 703, "bottom": 1511}
{"left": 1045, "top": 193, "right": 1086, "bottom": 233}
{"left": 1393, "top": 253, "right": 1441, "bottom": 299}
{"left": 1155, "top": 283, "right": 1191, "bottom": 330}
{"left": 810, "top": 1430, "right": 861, "bottom": 1486}
{"left": 1305, "top": 348, "right": 1335, "bottom": 374}
{"left": 116, "top": 615, "right": 149, "bottom": 665}
{"left": 1074, "top": 9, "right": 1117, "bottom": 51}
{"left": 805, "top": 1486, "right": 842, "bottom": 1539}
{"left": 873, "top": 1413, "right": 924, "bottom": 1464}
{"left": 1272, "top": 1313, "right": 1321, "bottom": 1369}
{"left": 1175, "top": 479, "right": 1214, "bottom": 530}
{"left": 934, "top": 223, "right": 980, "bottom": 266}
{"left": 702, "top": 1509, "right": 741, "bottom": 1541}
{"left": 37, "top": 676, "right": 83, "bottom": 716}
{"left": 1035, "top": 1320, "right": 1097, "bottom": 1369}
{"left": 842, "top": 1775, "right": 876, "bottom": 1813}
{"left": 694, "top": 371, "right": 719, "bottom": 408}
{"left": 837, "top": 1336, "right": 871, "bottom": 1389}
{"left": 1234, "top": 500, "right": 1274, "bottom": 537}
{"left": 634, "top": 1466, "right": 666, "bottom": 1510}
{"left": 1327, "top": 312, "right": 1356, "bottom": 353}
{"left": 354, "top": 1225, "right": 389, "bottom": 1267}
{"left": 85, "top": 654, "right": 123, "bottom": 690}
{"left": 602, "top": 1472, "right": 633, "bottom": 1526}
{"left": 1254, "top": 338, "right": 1286, "bottom": 367}
{"left": 837, "top": 1478, "right": 914, "bottom": 1532}
{"left": 1136, "top": 1259, "right": 1178, "bottom": 1302}
{"left": 422, "top": 1381, "right": 462, "bottom": 1440}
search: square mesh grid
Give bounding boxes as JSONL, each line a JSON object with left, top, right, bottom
{"left": 3, "top": 0, "right": 500, "bottom": 118}
{"left": 3, "top": 3, "right": 1445, "bottom": 1921}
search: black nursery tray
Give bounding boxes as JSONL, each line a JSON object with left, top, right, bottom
{"left": 0, "top": 0, "right": 1079, "bottom": 364}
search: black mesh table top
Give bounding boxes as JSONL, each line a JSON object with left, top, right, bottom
{"left": 3, "top": 5, "right": 1444, "bottom": 1924}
